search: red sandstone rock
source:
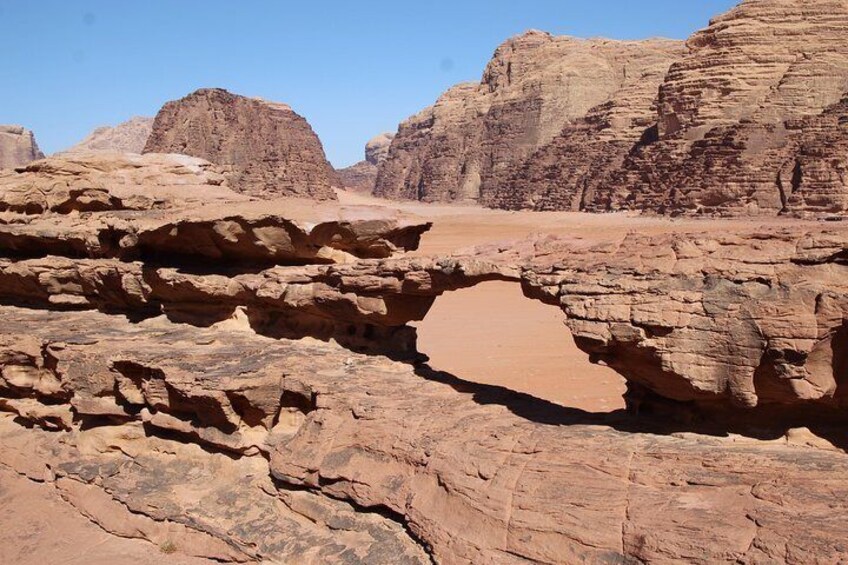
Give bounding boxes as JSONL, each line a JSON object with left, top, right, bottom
{"left": 144, "top": 88, "right": 338, "bottom": 200}
{"left": 1, "top": 306, "right": 847, "bottom": 563}
{"left": 336, "top": 132, "right": 395, "bottom": 193}
{"left": 374, "top": 32, "right": 683, "bottom": 205}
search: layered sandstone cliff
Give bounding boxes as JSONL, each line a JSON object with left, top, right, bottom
{"left": 0, "top": 125, "right": 44, "bottom": 170}
{"left": 374, "top": 32, "right": 684, "bottom": 204}
{"left": 382, "top": 0, "right": 848, "bottom": 216}
{"left": 144, "top": 88, "right": 338, "bottom": 200}
{"left": 591, "top": 0, "right": 848, "bottom": 216}
{"left": 59, "top": 116, "right": 154, "bottom": 155}
{"left": 336, "top": 132, "right": 395, "bottom": 193}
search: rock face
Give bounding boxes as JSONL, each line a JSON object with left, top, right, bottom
{"left": 0, "top": 125, "right": 44, "bottom": 170}
{"left": 144, "top": 88, "right": 338, "bottom": 200}
{"left": 336, "top": 132, "right": 395, "bottom": 193}
{"left": 591, "top": 0, "right": 848, "bottom": 216}
{"left": 374, "top": 32, "right": 684, "bottom": 204}
{"left": 381, "top": 0, "right": 848, "bottom": 216}
{"left": 0, "top": 152, "right": 236, "bottom": 215}
{"left": 58, "top": 117, "right": 154, "bottom": 155}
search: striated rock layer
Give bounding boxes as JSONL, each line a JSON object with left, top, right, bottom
{"left": 144, "top": 88, "right": 338, "bottom": 200}
{"left": 591, "top": 0, "right": 848, "bottom": 216}
{"left": 374, "top": 32, "right": 683, "bottom": 205}
{"left": 382, "top": 0, "right": 848, "bottom": 217}
{"left": 0, "top": 125, "right": 44, "bottom": 170}
{"left": 58, "top": 116, "right": 154, "bottom": 155}
{"left": 337, "top": 132, "right": 395, "bottom": 193}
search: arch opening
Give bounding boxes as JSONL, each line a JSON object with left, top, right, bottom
{"left": 413, "top": 281, "right": 626, "bottom": 413}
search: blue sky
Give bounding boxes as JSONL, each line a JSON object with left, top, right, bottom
{"left": 1, "top": 1, "right": 740, "bottom": 167}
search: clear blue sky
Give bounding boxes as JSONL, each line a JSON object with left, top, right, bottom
{"left": 1, "top": 1, "right": 740, "bottom": 167}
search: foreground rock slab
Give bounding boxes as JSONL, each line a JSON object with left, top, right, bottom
{"left": 0, "top": 305, "right": 846, "bottom": 563}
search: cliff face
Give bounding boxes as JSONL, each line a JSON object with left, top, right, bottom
{"left": 374, "top": 32, "right": 684, "bottom": 204}
{"left": 59, "top": 116, "right": 153, "bottom": 155}
{"left": 144, "top": 88, "right": 338, "bottom": 200}
{"left": 0, "top": 125, "right": 44, "bottom": 170}
{"left": 591, "top": 0, "right": 848, "bottom": 216}
{"left": 381, "top": 0, "right": 848, "bottom": 216}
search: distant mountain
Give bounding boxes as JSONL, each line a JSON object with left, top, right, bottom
{"left": 0, "top": 125, "right": 44, "bottom": 169}
{"left": 58, "top": 117, "right": 154, "bottom": 155}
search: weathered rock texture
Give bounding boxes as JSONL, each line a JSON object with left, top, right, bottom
{"left": 381, "top": 0, "right": 848, "bottom": 216}
{"left": 374, "top": 32, "right": 684, "bottom": 204}
{"left": 590, "top": 0, "right": 848, "bottom": 216}
{"left": 0, "top": 152, "right": 236, "bottom": 215}
{"left": 2, "top": 304, "right": 848, "bottom": 564}
{"left": 337, "top": 132, "right": 395, "bottom": 193}
{"left": 2, "top": 149, "right": 848, "bottom": 562}
{"left": 58, "top": 117, "right": 154, "bottom": 155}
{"left": 0, "top": 125, "right": 44, "bottom": 170}
{"left": 144, "top": 88, "right": 338, "bottom": 200}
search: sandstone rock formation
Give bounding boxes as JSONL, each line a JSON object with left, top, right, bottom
{"left": 144, "top": 88, "right": 338, "bottom": 200}
{"left": 2, "top": 303, "right": 848, "bottom": 563}
{"left": 0, "top": 125, "right": 44, "bottom": 170}
{"left": 2, "top": 154, "right": 848, "bottom": 561}
{"left": 0, "top": 152, "right": 236, "bottom": 215}
{"left": 374, "top": 32, "right": 684, "bottom": 204}
{"left": 3, "top": 159, "right": 848, "bottom": 419}
{"left": 58, "top": 116, "right": 154, "bottom": 155}
{"left": 589, "top": 0, "right": 848, "bottom": 216}
{"left": 380, "top": 0, "right": 848, "bottom": 217}
{"left": 336, "top": 132, "right": 395, "bottom": 193}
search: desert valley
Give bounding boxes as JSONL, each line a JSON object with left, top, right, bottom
{"left": 2, "top": 0, "right": 848, "bottom": 563}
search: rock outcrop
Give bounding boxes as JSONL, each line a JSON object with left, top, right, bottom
{"left": 3, "top": 158, "right": 848, "bottom": 418}
{"left": 380, "top": 0, "right": 848, "bottom": 216}
{"left": 2, "top": 302, "right": 848, "bottom": 563}
{"left": 144, "top": 88, "right": 338, "bottom": 200}
{"left": 0, "top": 125, "right": 44, "bottom": 170}
{"left": 590, "top": 0, "right": 848, "bottom": 216}
{"left": 374, "top": 32, "right": 684, "bottom": 204}
{"left": 337, "top": 132, "right": 395, "bottom": 193}
{"left": 58, "top": 116, "right": 154, "bottom": 155}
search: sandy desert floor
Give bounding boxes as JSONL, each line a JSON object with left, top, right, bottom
{"left": 337, "top": 190, "right": 824, "bottom": 413}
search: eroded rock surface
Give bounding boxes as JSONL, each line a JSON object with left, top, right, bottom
{"left": 593, "top": 0, "right": 848, "bottom": 216}
{"left": 374, "top": 32, "right": 683, "bottom": 204}
{"left": 0, "top": 125, "right": 44, "bottom": 170}
{"left": 0, "top": 152, "right": 236, "bottom": 215}
{"left": 380, "top": 0, "right": 848, "bottom": 216}
{"left": 144, "top": 88, "right": 338, "bottom": 200}
{"left": 1, "top": 306, "right": 847, "bottom": 564}
{"left": 2, "top": 137, "right": 848, "bottom": 563}
{"left": 58, "top": 116, "right": 154, "bottom": 155}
